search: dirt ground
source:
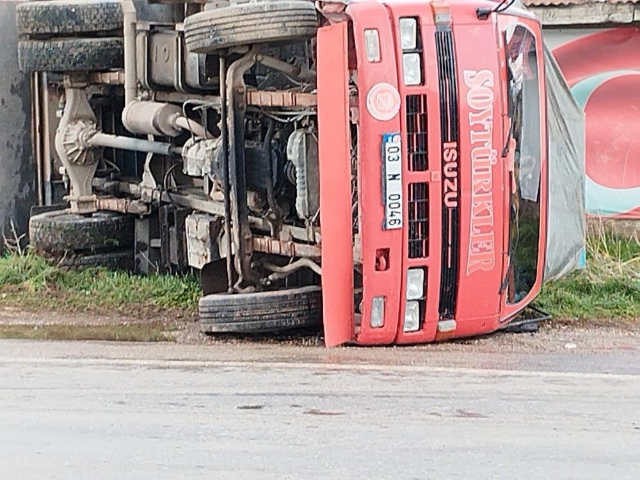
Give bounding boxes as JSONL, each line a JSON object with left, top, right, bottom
{"left": 1, "top": 306, "right": 638, "bottom": 354}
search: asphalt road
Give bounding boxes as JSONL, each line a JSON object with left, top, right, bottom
{"left": 0, "top": 339, "right": 639, "bottom": 479}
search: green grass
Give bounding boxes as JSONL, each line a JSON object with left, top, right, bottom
{"left": 537, "top": 228, "right": 640, "bottom": 320}
{"left": 1, "top": 226, "right": 638, "bottom": 325}
{"left": 0, "top": 253, "right": 200, "bottom": 317}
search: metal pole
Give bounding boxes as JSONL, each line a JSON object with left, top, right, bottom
{"left": 87, "top": 132, "right": 179, "bottom": 156}
{"left": 219, "top": 55, "right": 235, "bottom": 293}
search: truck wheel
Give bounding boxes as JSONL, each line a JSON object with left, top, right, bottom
{"left": 184, "top": 1, "right": 318, "bottom": 54}
{"left": 16, "top": 0, "right": 123, "bottom": 37}
{"left": 18, "top": 37, "right": 123, "bottom": 73}
{"left": 59, "top": 250, "right": 135, "bottom": 271}
{"left": 30, "top": 210, "right": 134, "bottom": 255}
{"left": 199, "top": 286, "right": 322, "bottom": 333}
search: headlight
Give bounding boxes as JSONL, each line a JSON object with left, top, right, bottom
{"left": 406, "top": 268, "right": 425, "bottom": 300}
{"left": 364, "top": 29, "right": 381, "bottom": 62}
{"left": 402, "top": 53, "right": 422, "bottom": 86}
{"left": 403, "top": 301, "right": 421, "bottom": 332}
{"left": 399, "top": 18, "right": 417, "bottom": 50}
{"left": 370, "top": 296, "right": 385, "bottom": 328}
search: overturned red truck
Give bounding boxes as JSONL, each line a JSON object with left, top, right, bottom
{"left": 17, "top": 0, "right": 583, "bottom": 346}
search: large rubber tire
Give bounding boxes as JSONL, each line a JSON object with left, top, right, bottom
{"left": 199, "top": 286, "right": 322, "bottom": 333}
{"left": 184, "top": 1, "right": 318, "bottom": 54}
{"left": 30, "top": 210, "right": 134, "bottom": 255}
{"left": 16, "top": 0, "right": 123, "bottom": 37}
{"left": 59, "top": 249, "right": 135, "bottom": 271}
{"left": 18, "top": 37, "right": 123, "bottom": 73}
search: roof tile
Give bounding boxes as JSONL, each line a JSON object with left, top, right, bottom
{"left": 523, "top": 0, "right": 640, "bottom": 6}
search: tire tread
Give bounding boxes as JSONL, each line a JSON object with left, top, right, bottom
{"left": 184, "top": 1, "right": 318, "bottom": 53}
{"left": 16, "top": 0, "right": 123, "bottom": 37}
{"left": 199, "top": 286, "right": 322, "bottom": 333}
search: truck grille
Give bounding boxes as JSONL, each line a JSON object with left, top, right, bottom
{"left": 435, "top": 27, "right": 460, "bottom": 320}
{"left": 406, "top": 95, "right": 428, "bottom": 171}
{"left": 408, "top": 183, "right": 429, "bottom": 258}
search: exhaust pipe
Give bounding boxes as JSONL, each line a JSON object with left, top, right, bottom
{"left": 121, "top": 1, "right": 137, "bottom": 107}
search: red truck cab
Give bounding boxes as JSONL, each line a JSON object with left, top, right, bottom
{"left": 317, "top": 0, "right": 548, "bottom": 346}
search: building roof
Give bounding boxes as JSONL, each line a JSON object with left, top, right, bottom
{"left": 523, "top": 0, "right": 640, "bottom": 6}
{"left": 523, "top": 0, "right": 640, "bottom": 25}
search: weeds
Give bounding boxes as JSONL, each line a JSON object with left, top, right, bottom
{"left": 0, "top": 252, "right": 200, "bottom": 317}
{"left": 1, "top": 219, "right": 638, "bottom": 323}
{"left": 537, "top": 223, "right": 640, "bottom": 319}
{"left": 2, "top": 220, "right": 26, "bottom": 257}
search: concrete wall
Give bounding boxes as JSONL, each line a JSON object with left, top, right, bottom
{"left": 0, "top": 2, "right": 36, "bottom": 241}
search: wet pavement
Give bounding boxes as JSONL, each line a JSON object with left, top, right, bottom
{"left": 0, "top": 337, "right": 639, "bottom": 478}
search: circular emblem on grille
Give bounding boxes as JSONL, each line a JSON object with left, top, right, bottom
{"left": 366, "top": 83, "right": 401, "bottom": 121}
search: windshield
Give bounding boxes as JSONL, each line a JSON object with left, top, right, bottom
{"left": 504, "top": 25, "right": 542, "bottom": 304}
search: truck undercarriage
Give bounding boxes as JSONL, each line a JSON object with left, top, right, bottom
{"left": 23, "top": 0, "right": 333, "bottom": 334}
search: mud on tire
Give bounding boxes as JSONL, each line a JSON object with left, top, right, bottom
{"left": 18, "top": 37, "right": 123, "bottom": 73}
{"left": 58, "top": 250, "right": 135, "bottom": 271}
{"left": 29, "top": 210, "right": 134, "bottom": 256}
{"left": 184, "top": 0, "right": 318, "bottom": 54}
{"left": 16, "top": 0, "right": 123, "bottom": 37}
{"left": 199, "top": 286, "right": 322, "bottom": 334}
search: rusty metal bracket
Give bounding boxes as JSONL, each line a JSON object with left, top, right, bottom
{"left": 95, "top": 196, "right": 150, "bottom": 215}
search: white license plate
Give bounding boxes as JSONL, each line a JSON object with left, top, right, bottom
{"left": 383, "top": 133, "right": 403, "bottom": 230}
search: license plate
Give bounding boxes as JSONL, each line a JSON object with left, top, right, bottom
{"left": 382, "top": 133, "right": 403, "bottom": 230}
